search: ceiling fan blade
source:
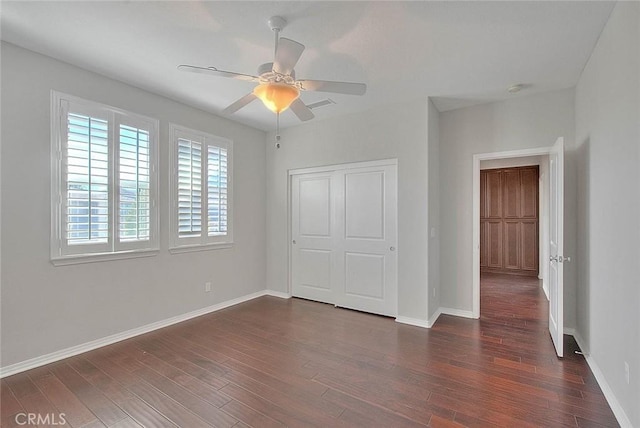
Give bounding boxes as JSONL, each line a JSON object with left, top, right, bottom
{"left": 298, "top": 79, "right": 366, "bottom": 96}
{"left": 273, "top": 38, "right": 305, "bottom": 75}
{"left": 289, "top": 98, "right": 315, "bottom": 122}
{"left": 178, "top": 65, "right": 259, "bottom": 82}
{"left": 222, "top": 93, "right": 257, "bottom": 115}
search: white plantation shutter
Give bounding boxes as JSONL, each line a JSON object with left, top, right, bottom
{"left": 65, "top": 113, "right": 110, "bottom": 246}
{"left": 117, "top": 123, "right": 152, "bottom": 247}
{"left": 52, "top": 93, "right": 158, "bottom": 262}
{"left": 177, "top": 138, "right": 203, "bottom": 238}
{"left": 170, "top": 124, "right": 233, "bottom": 250}
{"left": 207, "top": 145, "right": 228, "bottom": 236}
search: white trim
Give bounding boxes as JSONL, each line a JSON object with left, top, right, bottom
{"left": 288, "top": 158, "right": 397, "bottom": 176}
{"left": 571, "top": 332, "right": 633, "bottom": 428}
{"left": 168, "top": 243, "right": 233, "bottom": 254}
{"left": 51, "top": 249, "right": 158, "bottom": 266}
{"left": 395, "top": 316, "right": 431, "bottom": 329}
{"left": 543, "top": 282, "right": 550, "bottom": 300}
{"left": 440, "top": 307, "right": 476, "bottom": 319}
{"left": 396, "top": 307, "right": 473, "bottom": 329}
{"left": 428, "top": 308, "right": 442, "bottom": 327}
{"left": 265, "top": 290, "right": 292, "bottom": 299}
{"left": 564, "top": 327, "right": 576, "bottom": 336}
{"left": 473, "top": 147, "right": 552, "bottom": 318}
{"left": 0, "top": 289, "right": 287, "bottom": 378}
{"left": 395, "top": 308, "right": 448, "bottom": 329}
{"left": 286, "top": 173, "right": 293, "bottom": 297}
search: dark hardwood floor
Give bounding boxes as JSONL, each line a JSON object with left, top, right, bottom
{"left": 2, "top": 273, "right": 619, "bottom": 427}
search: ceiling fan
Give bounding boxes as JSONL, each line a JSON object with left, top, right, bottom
{"left": 178, "top": 16, "right": 367, "bottom": 134}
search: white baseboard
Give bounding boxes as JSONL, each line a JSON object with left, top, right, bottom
{"left": 395, "top": 308, "right": 466, "bottom": 329}
{"left": 428, "top": 309, "right": 442, "bottom": 327}
{"left": 568, "top": 331, "right": 632, "bottom": 427}
{"left": 440, "top": 307, "right": 475, "bottom": 319}
{"left": 396, "top": 307, "right": 476, "bottom": 329}
{"left": 264, "top": 290, "right": 291, "bottom": 299}
{"left": 395, "top": 316, "right": 431, "bottom": 329}
{"left": 0, "top": 289, "right": 288, "bottom": 379}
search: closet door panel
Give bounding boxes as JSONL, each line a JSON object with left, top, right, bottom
{"left": 521, "top": 220, "right": 539, "bottom": 272}
{"left": 338, "top": 165, "right": 398, "bottom": 317}
{"left": 480, "top": 220, "right": 488, "bottom": 268}
{"left": 521, "top": 167, "right": 539, "bottom": 218}
{"left": 504, "top": 220, "right": 520, "bottom": 270}
{"left": 486, "top": 171, "right": 502, "bottom": 218}
{"left": 503, "top": 169, "right": 521, "bottom": 218}
{"left": 291, "top": 173, "right": 337, "bottom": 303}
{"left": 487, "top": 221, "right": 503, "bottom": 269}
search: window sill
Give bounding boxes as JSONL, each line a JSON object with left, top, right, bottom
{"left": 169, "top": 242, "right": 234, "bottom": 254}
{"left": 51, "top": 249, "right": 159, "bottom": 266}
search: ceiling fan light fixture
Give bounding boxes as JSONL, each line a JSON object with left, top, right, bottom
{"left": 253, "top": 83, "right": 299, "bottom": 113}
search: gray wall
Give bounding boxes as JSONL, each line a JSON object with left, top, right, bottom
{"left": 575, "top": 2, "right": 640, "bottom": 425}
{"left": 427, "top": 99, "right": 441, "bottom": 319}
{"left": 438, "top": 88, "right": 577, "bottom": 329}
{"left": 0, "top": 43, "right": 267, "bottom": 367}
{"left": 266, "top": 98, "right": 431, "bottom": 322}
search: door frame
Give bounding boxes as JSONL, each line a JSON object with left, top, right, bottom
{"left": 472, "top": 147, "right": 552, "bottom": 318}
{"left": 287, "top": 158, "right": 398, "bottom": 299}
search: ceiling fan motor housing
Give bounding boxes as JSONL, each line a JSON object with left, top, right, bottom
{"left": 257, "top": 62, "right": 296, "bottom": 83}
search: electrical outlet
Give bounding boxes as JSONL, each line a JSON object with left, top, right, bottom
{"left": 625, "top": 361, "right": 630, "bottom": 384}
{"left": 205, "top": 282, "right": 212, "bottom": 293}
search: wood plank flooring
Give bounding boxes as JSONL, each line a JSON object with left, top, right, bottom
{"left": 1, "top": 273, "right": 619, "bottom": 427}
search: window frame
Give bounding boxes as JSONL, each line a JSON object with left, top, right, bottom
{"left": 50, "top": 91, "right": 159, "bottom": 265}
{"left": 169, "top": 123, "right": 234, "bottom": 253}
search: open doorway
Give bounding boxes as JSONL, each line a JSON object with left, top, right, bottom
{"left": 473, "top": 140, "right": 566, "bottom": 357}
{"left": 478, "top": 158, "right": 548, "bottom": 327}
{"left": 472, "top": 149, "right": 551, "bottom": 318}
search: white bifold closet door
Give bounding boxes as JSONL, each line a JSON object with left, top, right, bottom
{"left": 291, "top": 161, "right": 397, "bottom": 317}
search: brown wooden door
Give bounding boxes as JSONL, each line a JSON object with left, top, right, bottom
{"left": 480, "top": 166, "right": 539, "bottom": 276}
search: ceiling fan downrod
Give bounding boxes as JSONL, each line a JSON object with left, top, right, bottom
{"left": 268, "top": 16, "right": 287, "bottom": 57}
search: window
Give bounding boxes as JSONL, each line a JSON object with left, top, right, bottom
{"left": 169, "top": 124, "right": 233, "bottom": 251}
{"left": 51, "top": 92, "right": 159, "bottom": 264}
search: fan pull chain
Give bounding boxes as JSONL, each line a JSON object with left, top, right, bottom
{"left": 275, "top": 112, "right": 281, "bottom": 149}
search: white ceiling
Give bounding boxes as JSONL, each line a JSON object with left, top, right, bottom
{"left": 1, "top": 1, "right": 614, "bottom": 131}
